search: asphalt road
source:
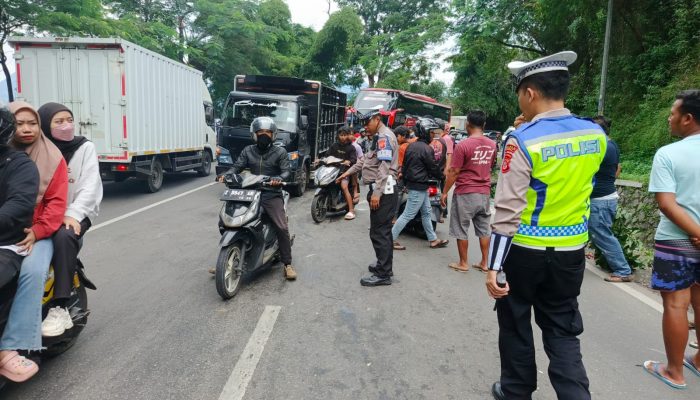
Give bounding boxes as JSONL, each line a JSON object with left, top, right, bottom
{"left": 3, "top": 171, "right": 699, "bottom": 399}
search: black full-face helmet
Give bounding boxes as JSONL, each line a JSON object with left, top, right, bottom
{"left": 0, "top": 104, "right": 16, "bottom": 147}
{"left": 414, "top": 117, "right": 440, "bottom": 143}
{"left": 250, "top": 117, "right": 278, "bottom": 142}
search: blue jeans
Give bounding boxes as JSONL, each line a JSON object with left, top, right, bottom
{"left": 392, "top": 189, "right": 437, "bottom": 241}
{"left": 589, "top": 199, "right": 632, "bottom": 277}
{"left": 0, "top": 239, "right": 52, "bottom": 351}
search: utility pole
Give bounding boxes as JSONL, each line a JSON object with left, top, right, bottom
{"left": 597, "top": 0, "right": 613, "bottom": 115}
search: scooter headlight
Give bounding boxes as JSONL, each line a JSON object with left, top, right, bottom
{"left": 315, "top": 165, "right": 339, "bottom": 186}
{"left": 219, "top": 193, "right": 261, "bottom": 227}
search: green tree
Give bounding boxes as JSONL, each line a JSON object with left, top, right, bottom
{"left": 336, "top": 0, "right": 448, "bottom": 87}
{"left": 303, "top": 7, "right": 364, "bottom": 88}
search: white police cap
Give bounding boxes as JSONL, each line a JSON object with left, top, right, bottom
{"left": 508, "top": 51, "right": 577, "bottom": 88}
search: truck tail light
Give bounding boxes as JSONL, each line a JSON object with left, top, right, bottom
{"left": 116, "top": 164, "right": 128, "bottom": 172}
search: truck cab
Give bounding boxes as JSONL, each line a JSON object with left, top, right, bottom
{"left": 217, "top": 92, "right": 309, "bottom": 195}
{"left": 216, "top": 75, "right": 347, "bottom": 197}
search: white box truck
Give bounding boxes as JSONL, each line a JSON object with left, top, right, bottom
{"left": 9, "top": 36, "right": 216, "bottom": 192}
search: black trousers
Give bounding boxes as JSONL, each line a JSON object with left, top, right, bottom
{"left": 439, "top": 177, "right": 448, "bottom": 217}
{"left": 496, "top": 245, "right": 590, "bottom": 400}
{"left": 52, "top": 218, "right": 91, "bottom": 300}
{"left": 368, "top": 189, "right": 398, "bottom": 277}
{"left": 393, "top": 180, "right": 405, "bottom": 219}
{"left": 0, "top": 249, "right": 21, "bottom": 290}
{"left": 260, "top": 194, "right": 292, "bottom": 266}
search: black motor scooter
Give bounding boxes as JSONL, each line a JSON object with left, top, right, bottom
{"left": 215, "top": 172, "right": 292, "bottom": 300}
{"left": 310, "top": 156, "right": 350, "bottom": 223}
{"left": 396, "top": 179, "right": 443, "bottom": 239}
{"left": 0, "top": 258, "right": 96, "bottom": 388}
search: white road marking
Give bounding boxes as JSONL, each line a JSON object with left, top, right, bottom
{"left": 89, "top": 182, "right": 217, "bottom": 233}
{"left": 585, "top": 262, "right": 663, "bottom": 313}
{"left": 218, "top": 305, "right": 281, "bottom": 400}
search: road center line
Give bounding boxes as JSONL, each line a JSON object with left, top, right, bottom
{"left": 89, "top": 182, "right": 217, "bottom": 233}
{"left": 218, "top": 305, "right": 281, "bottom": 400}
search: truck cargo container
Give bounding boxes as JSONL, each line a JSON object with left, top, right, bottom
{"left": 216, "top": 75, "right": 346, "bottom": 197}
{"left": 9, "top": 36, "right": 216, "bottom": 192}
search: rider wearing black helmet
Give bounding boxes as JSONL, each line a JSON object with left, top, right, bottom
{"left": 391, "top": 118, "right": 449, "bottom": 251}
{"left": 217, "top": 116, "right": 296, "bottom": 280}
{"left": 0, "top": 103, "right": 40, "bottom": 287}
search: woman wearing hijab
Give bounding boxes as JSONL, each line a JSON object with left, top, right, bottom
{"left": 0, "top": 101, "right": 67, "bottom": 382}
{"left": 37, "top": 103, "right": 102, "bottom": 337}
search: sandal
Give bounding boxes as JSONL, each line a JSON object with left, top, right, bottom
{"left": 684, "top": 355, "right": 700, "bottom": 377}
{"left": 604, "top": 275, "right": 633, "bottom": 283}
{"left": 393, "top": 241, "right": 406, "bottom": 250}
{"left": 643, "top": 360, "right": 686, "bottom": 389}
{"left": 0, "top": 351, "right": 39, "bottom": 383}
{"left": 690, "top": 341, "right": 698, "bottom": 349}
{"left": 429, "top": 239, "right": 449, "bottom": 249}
{"left": 448, "top": 263, "right": 469, "bottom": 273}
{"left": 344, "top": 211, "right": 356, "bottom": 220}
{"left": 472, "top": 264, "right": 488, "bottom": 273}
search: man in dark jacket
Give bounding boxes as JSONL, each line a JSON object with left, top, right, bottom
{"left": 391, "top": 118, "right": 449, "bottom": 250}
{"left": 0, "top": 105, "right": 40, "bottom": 288}
{"left": 218, "top": 117, "right": 296, "bottom": 280}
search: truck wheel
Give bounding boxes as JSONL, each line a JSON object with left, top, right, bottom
{"left": 290, "top": 163, "right": 308, "bottom": 197}
{"left": 196, "top": 151, "right": 212, "bottom": 177}
{"left": 144, "top": 159, "right": 164, "bottom": 193}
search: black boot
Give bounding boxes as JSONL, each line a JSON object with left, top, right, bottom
{"left": 360, "top": 274, "right": 392, "bottom": 286}
{"left": 491, "top": 382, "right": 505, "bottom": 400}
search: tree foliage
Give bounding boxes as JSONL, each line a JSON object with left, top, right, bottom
{"left": 337, "top": 0, "right": 448, "bottom": 87}
{"left": 450, "top": 0, "right": 700, "bottom": 168}
{"left": 1, "top": 0, "right": 453, "bottom": 110}
{"left": 303, "top": 7, "right": 364, "bottom": 88}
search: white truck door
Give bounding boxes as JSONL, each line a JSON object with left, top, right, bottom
{"left": 67, "top": 48, "right": 123, "bottom": 158}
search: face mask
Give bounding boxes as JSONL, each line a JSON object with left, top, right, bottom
{"left": 256, "top": 134, "right": 272, "bottom": 151}
{"left": 51, "top": 122, "right": 75, "bottom": 142}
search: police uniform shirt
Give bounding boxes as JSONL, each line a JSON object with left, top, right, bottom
{"left": 489, "top": 108, "right": 606, "bottom": 270}
{"left": 345, "top": 124, "right": 399, "bottom": 197}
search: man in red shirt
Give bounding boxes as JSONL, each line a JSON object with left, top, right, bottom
{"left": 441, "top": 110, "right": 497, "bottom": 272}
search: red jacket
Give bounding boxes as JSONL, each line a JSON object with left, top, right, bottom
{"left": 32, "top": 159, "right": 68, "bottom": 240}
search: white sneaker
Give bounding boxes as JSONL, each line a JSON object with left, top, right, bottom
{"left": 41, "top": 307, "right": 73, "bottom": 337}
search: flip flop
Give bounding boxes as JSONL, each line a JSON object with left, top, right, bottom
{"left": 429, "top": 239, "right": 449, "bottom": 249}
{"left": 0, "top": 351, "right": 39, "bottom": 383}
{"left": 684, "top": 356, "right": 700, "bottom": 377}
{"left": 643, "top": 360, "right": 686, "bottom": 389}
{"left": 472, "top": 264, "right": 488, "bottom": 273}
{"left": 604, "top": 275, "right": 633, "bottom": 282}
{"left": 393, "top": 241, "right": 406, "bottom": 250}
{"left": 448, "top": 263, "right": 469, "bottom": 273}
{"left": 344, "top": 211, "right": 356, "bottom": 220}
{"left": 691, "top": 341, "right": 698, "bottom": 349}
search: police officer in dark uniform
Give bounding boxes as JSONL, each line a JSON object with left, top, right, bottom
{"left": 337, "top": 110, "right": 399, "bottom": 286}
{"left": 485, "top": 52, "right": 607, "bottom": 400}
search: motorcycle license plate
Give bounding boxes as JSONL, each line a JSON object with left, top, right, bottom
{"left": 220, "top": 189, "right": 257, "bottom": 202}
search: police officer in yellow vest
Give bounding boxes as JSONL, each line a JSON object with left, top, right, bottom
{"left": 486, "top": 51, "right": 606, "bottom": 400}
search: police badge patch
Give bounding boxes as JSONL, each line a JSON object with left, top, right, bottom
{"left": 376, "top": 136, "right": 393, "bottom": 161}
{"left": 502, "top": 143, "right": 518, "bottom": 173}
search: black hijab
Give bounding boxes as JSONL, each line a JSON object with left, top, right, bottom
{"left": 38, "top": 102, "right": 88, "bottom": 163}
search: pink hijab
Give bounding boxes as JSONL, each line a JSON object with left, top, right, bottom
{"left": 9, "top": 101, "right": 64, "bottom": 203}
